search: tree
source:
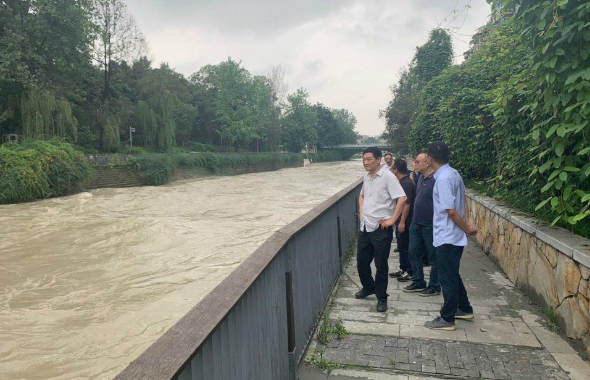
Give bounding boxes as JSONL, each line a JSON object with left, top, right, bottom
{"left": 282, "top": 89, "right": 318, "bottom": 153}
{"left": 91, "top": 0, "right": 146, "bottom": 151}
{"left": 0, "top": 0, "right": 94, "bottom": 138}
{"left": 381, "top": 67, "right": 415, "bottom": 153}
{"left": 333, "top": 108, "right": 358, "bottom": 144}
{"left": 313, "top": 104, "right": 358, "bottom": 147}
{"left": 382, "top": 28, "right": 453, "bottom": 153}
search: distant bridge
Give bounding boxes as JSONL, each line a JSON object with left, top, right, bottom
{"left": 321, "top": 144, "right": 402, "bottom": 157}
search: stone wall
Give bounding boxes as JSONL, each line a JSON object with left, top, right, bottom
{"left": 466, "top": 191, "right": 590, "bottom": 354}
{"left": 84, "top": 166, "right": 143, "bottom": 189}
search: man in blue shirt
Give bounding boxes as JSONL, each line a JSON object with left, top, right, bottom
{"left": 424, "top": 142, "right": 478, "bottom": 331}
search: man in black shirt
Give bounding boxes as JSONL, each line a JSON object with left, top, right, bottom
{"left": 402, "top": 153, "right": 441, "bottom": 296}
{"left": 389, "top": 158, "right": 416, "bottom": 282}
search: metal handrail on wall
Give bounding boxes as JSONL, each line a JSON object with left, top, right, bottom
{"left": 114, "top": 178, "right": 363, "bottom": 380}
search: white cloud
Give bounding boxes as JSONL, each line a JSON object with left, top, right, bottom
{"left": 126, "top": 0, "right": 491, "bottom": 136}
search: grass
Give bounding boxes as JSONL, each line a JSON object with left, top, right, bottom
{"left": 316, "top": 313, "right": 351, "bottom": 345}
{"left": 305, "top": 349, "right": 343, "bottom": 370}
{"left": 543, "top": 304, "right": 559, "bottom": 332}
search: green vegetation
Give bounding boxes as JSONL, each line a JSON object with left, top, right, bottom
{"left": 543, "top": 304, "right": 559, "bottom": 333}
{"left": 305, "top": 349, "right": 343, "bottom": 370}
{"left": 127, "top": 152, "right": 303, "bottom": 186}
{"left": 1, "top": 1, "right": 358, "bottom": 154}
{"left": 381, "top": 28, "right": 454, "bottom": 154}
{"left": 0, "top": 140, "right": 92, "bottom": 204}
{"left": 384, "top": 1, "right": 590, "bottom": 237}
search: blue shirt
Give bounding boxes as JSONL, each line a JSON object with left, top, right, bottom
{"left": 432, "top": 164, "right": 467, "bottom": 247}
{"left": 413, "top": 173, "right": 435, "bottom": 225}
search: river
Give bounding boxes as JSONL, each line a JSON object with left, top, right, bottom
{"left": 0, "top": 160, "right": 362, "bottom": 380}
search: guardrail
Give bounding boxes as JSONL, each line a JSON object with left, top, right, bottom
{"left": 114, "top": 178, "right": 363, "bottom": 380}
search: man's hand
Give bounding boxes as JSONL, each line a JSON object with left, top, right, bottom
{"left": 379, "top": 218, "right": 394, "bottom": 229}
{"left": 466, "top": 224, "right": 478, "bottom": 236}
{"left": 397, "top": 221, "right": 406, "bottom": 233}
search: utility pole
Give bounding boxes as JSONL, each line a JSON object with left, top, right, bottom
{"left": 129, "top": 127, "right": 135, "bottom": 147}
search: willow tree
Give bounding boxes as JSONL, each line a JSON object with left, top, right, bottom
{"left": 136, "top": 100, "right": 157, "bottom": 147}
{"left": 152, "top": 90, "right": 176, "bottom": 151}
{"left": 21, "top": 89, "right": 78, "bottom": 141}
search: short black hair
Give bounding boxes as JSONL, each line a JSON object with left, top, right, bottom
{"left": 362, "top": 146, "right": 382, "bottom": 159}
{"left": 393, "top": 158, "right": 408, "bottom": 173}
{"left": 427, "top": 141, "right": 450, "bottom": 164}
{"left": 384, "top": 152, "right": 393, "bottom": 158}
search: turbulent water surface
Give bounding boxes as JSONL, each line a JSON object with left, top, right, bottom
{"left": 0, "top": 160, "right": 362, "bottom": 380}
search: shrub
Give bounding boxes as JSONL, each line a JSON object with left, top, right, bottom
{"left": 0, "top": 140, "right": 93, "bottom": 204}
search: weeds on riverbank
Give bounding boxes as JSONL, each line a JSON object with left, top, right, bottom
{"left": 127, "top": 152, "right": 303, "bottom": 185}
{"left": 127, "top": 150, "right": 353, "bottom": 186}
{"left": 0, "top": 140, "right": 92, "bottom": 204}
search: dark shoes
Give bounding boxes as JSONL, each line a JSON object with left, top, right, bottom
{"left": 397, "top": 272, "right": 413, "bottom": 282}
{"left": 424, "top": 316, "right": 456, "bottom": 331}
{"left": 389, "top": 270, "right": 404, "bottom": 278}
{"left": 403, "top": 283, "right": 426, "bottom": 292}
{"left": 419, "top": 287, "right": 441, "bottom": 297}
{"left": 355, "top": 288, "right": 375, "bottom": 299}
{"left": 376, "top": 298, "right": 388, "bottom": 312}
{"left": 455, "top": 309, "right": 475, "bottom": 320}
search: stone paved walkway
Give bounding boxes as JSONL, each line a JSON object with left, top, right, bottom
{"left": 300, "top": 239, "right": 590, "bottom": 380}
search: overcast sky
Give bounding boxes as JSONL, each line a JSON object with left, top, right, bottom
{"left": 125, "top": 0, "right": 492, "bottom": 136}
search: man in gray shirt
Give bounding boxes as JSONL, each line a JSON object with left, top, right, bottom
{"left": 356, "top": 147, "right": 407, "bottom": 312}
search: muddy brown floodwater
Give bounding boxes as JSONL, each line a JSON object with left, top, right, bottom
{"left": 0, "top": 160, "right": 363, "bottom": 380}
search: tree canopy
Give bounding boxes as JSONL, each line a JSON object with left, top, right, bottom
{"left": 0, "top": 1, "right": 357, "bottom": 153}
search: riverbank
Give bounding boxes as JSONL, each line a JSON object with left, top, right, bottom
{"left": 0, "top": 143, "right": 353, "bottom": 203}
{"left": 0, "top": 140, "right": 93, "bottom": 205}
{"left": 87, "top": 150, "right": 350, "bottom": 189}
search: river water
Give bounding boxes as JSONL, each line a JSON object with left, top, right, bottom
{"left": 0, "top": 160, "right": 362, "bottom": 380}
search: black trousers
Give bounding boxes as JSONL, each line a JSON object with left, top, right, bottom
{"left": 395, "top": 226, "right": 411, "bottom": 274}
{"left": 357, "top": 226, "right": 393, "bottom": 300}
{"left": 437, "top": 244, "right": 473, "bottom": 322}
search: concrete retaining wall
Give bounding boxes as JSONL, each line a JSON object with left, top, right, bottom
{"left": 84, "top": 166, "right": 143, "bottom": 189}
{"left": 466, "top": 190, "right": 590, "bottom": 354}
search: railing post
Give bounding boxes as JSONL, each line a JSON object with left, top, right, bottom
{"left": 286, "top": 271, "right": 296, "bottom": 380}
{"left": 337, "top": 216, "right": 342, "bottom": 259}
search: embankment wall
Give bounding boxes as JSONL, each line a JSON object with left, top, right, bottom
{"left": 467, "top": 191, "right": 590, "bottom": 354}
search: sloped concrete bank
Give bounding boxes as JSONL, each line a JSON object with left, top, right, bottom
{"left": 83, "top": 159, "right": 304, "bottom": 190}
{"left": 467, "top": 190, "right": 590, "bottom": 355}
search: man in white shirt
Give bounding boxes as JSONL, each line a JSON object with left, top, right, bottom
{"left": 383, "top": 152, "right": 394, "bottom": 170}
{"left": 356, "top": 147, "right": 407, "bottom": 312}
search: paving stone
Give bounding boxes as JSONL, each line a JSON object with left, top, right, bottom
{"left": 300, "top": 243, "right": 586, "bottom": 380}
{"left": 316, "top": 333, "right": 569, "bottom": 379}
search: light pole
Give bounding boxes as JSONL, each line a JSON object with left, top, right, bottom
{"left": 129, "top": 127, "right": 135, "bottom": 147}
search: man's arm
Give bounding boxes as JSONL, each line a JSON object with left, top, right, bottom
{"left": 379, "top": 196, "right": 407, "bottom": 228}
{"left": 447, "top": 209, "right": 477, "bottom": 236}
{"left": 359, "top": 194, "right": 364, "bottom": 222}
{"left": 397, "top": 201, "right": 410, "bottom": 233}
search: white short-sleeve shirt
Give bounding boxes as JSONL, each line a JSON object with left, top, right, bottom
{"left": 360, "top": 165, "right": 406, "bottom": 232}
